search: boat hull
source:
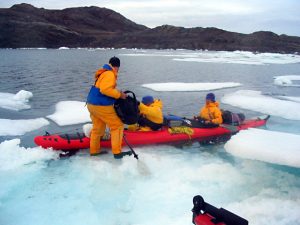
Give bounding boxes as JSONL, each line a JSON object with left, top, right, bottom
{"left": 34, "top": 116, "right": 269, "bottom": 151}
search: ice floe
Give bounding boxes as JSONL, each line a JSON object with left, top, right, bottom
{"left": 142, "top": 82, "right": 241, "bottom": 92}
{"left": 274, "top": 75, "right": 300, "bottom": 87}
{"left": 0, "top": 90, "right": 33, "bottom": 111}
{"left": 0, "top": 139, "right": 58, "bottom": 171}
{"left": 0, "top": 118, "right": 49, "bottom": 136}
{"left": 222, "top": 90, "right": 300, "bottom": 120}
{"left": 278, "top": 96, "right": 300, "bottom": 103}
{"left": 122, "top": 50, "right": 300, "bottom": 65}
{"left": 47, "top": 101, "right": 91, "bottom": 126}
{"left": 224, "top": 128, "right": 300, "bottom": 168}
{"left": 58, "top": 47, "right": 70, "bottom": 50}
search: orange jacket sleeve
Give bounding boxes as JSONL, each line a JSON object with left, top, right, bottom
{"left": 96, "top": 70, "right": 121, "bottom": 99}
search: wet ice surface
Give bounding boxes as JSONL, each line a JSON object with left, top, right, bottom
{"left": 1, "top": 49, "right": 300, "bottom": 225}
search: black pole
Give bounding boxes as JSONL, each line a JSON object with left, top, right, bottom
{"left": 123, "top": 134, "right": 139, "bottom": 160}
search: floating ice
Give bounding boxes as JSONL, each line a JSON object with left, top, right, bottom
{"left": 83, "top": 123, "right": 92, "bottom": 137}
{"left": 222, "top": 90, "right": 300, "bottom": 120}
{"left": 122, "top": 50, "right": 300, "bottom": 65}
{"left": 174, "top": 57, "right": 263, "bottom": 65}
{"left": 224, "top": 128, "right": 300, "bottom": 168}
{"left": 278, "top": 96, "right": 300, "bottom": 103}
{"left": 0, "top": 90, "right": 33, "bottom": 111}
{"left": 0, "top": 118, "right": 49, "bottom": 136}
{"left": 142, "top": 82, "right": 241, "bottom": 92}
{"left": 0, "top": 139, "right": 58, "bottom": 171}
{"left": 58, "top": 47, "right": 69, "bottom": 50}
{"left": 47, "top": 101, "right": 91, "bottom": 126}
{"left": 19, "top": 48, "right": 47, "bottom": 50}
{"left": 274, "top": 75, "right": 300, "bottom": 87}
{"left": 13, "top": 90, "right": 33, "bottom": 101}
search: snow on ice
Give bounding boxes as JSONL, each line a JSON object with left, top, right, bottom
{"left": 0, "top": 139, "right": 58, "bottom": 171}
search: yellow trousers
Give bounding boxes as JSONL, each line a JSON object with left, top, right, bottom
{"left": 87, "top": 104, "right": 124, "bottom": 155}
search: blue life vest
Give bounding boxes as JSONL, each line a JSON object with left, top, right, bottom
{"left": 86, "top": 64, "right": 116, "bottom": 106}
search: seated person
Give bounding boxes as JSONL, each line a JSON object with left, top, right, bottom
{"left": 197, "top": 93, "right": 223, "bottom": 125}
{"left": 128, "top": 96, "right": 163, "bottom": 131}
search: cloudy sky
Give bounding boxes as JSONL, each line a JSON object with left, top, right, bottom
{"left": 1, "top": 0, "right": 300, "bottom": 36}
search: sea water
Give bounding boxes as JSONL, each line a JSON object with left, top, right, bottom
{"left": 0, "top": 48, "right": 300, "bottom": 225}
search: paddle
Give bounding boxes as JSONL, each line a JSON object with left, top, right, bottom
{"left": 59, "top": 150, "right": 79, "bottom": 158}
{"left": 123, "top": 134, "right": 139, "bottom": 160}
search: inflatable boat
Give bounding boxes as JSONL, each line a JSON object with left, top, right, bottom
{"left": 192, "top": 195, "right": 248, "bottom": 225}
{"left": 34, "top": 115, "right": 269, "bottom": 151}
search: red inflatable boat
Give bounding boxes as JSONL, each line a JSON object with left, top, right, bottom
{"left": 34, "top": 115, "right": 269, "bottom": 151}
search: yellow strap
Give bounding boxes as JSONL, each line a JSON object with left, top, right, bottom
{"left": 168, "top": 126, "right": 194, "bottom": 139}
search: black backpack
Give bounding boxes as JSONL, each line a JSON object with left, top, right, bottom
{"left": 114, "top": 91, "right": 139, "bottom": 125}
{"left": 222, "top": 110, "right": 245, "bottom": 125}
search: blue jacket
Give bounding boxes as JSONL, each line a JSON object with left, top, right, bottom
{"left": 86, "top": 64, "right": 116, "bottom": 106}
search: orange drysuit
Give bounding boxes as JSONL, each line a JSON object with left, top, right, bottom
{"left": 139, "top": 99, "right": 163, "bottom": 131}
{"left": 199, "top": 101, "right": 223, "bottom": 124}
{"left": 87, "top": 64, "right": 123, "bottom": 155}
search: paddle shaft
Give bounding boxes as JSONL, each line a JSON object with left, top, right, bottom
{"left": 123, "top": 134, "right": 139, "bottom": 160}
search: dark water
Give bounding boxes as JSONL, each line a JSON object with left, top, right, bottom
{"left": 1, "top": 49, "right": 300, "bottom": 225}
{"left": 1, "top": 48, "right": 300, "bottom": 141}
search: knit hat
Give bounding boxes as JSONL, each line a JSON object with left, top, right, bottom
{"left": 206, "top": 93, "right": 215, "bottom": 102}
{"left": 109, "top": 56, "right": 120, "bottom": 67}
{"left": 142, "top": 96, "right": 154, "bottom": 105}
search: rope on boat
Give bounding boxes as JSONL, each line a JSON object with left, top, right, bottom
{"left": 168, "top": 126, "right": 194, "bottom": 139}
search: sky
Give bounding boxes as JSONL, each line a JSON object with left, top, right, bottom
{"left": 1, "top": 0, "right": 300, "bottom": 36}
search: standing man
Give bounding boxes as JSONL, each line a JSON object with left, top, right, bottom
{"left": 87, "top": 57, "right": 132, "bottom": 159}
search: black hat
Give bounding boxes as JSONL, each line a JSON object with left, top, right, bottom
{"left": 109, "top": 56, "right": 120, "bottom": 67}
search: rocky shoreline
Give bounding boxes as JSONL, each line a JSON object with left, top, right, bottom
{"left": 1, "top": 3, "right": 300, "bottom": 54}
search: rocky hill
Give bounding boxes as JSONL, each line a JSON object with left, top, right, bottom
{"left": 1, "top": 3, "right": 300, "bottom": 53}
